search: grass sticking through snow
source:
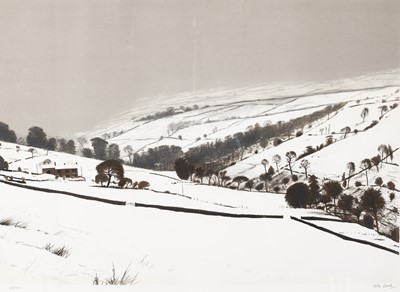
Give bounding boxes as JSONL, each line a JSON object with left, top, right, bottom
{"left": 93, "top": 263, "right": 138, "bottom": 285}
{"left": 44, "top": 243, "right": 70, "bottom": 258}
{"left": 0, "top": 217, "right": 28, "bottom": 229}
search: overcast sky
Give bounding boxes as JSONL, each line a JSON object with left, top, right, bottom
{"left": 0, "top": 0, "right": 399, "bottom": 137}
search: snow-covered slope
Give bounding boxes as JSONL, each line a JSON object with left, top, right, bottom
{"left": 0, "top": 182, "right": 398, "bottom": 290}
{"left": 78, "top": 69, "right": 400, "bottom": 158}
{"left": 1, "top": 69, "right": 400, "bottom": 289}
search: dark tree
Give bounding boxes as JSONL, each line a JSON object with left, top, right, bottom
{"left": 268, "top": 165, "right": 275, "bottom": 176}
{"left": 362, "top": 214, "right": 375, "bottom": 229}
{"left": 323, "top": 180, "right": 343, "bottom": 214}
{"left": 46, "top": 137, "right": 57, "bottom": 151}
{"left": 244, "top": 179, "right": 255, "bottom": 191}
{"left": 82, "top": 148, "right": 93, "bottom": 158}
{"left": 27, "top": 126, "right": 48, "bottom": 148}
{"left": 285, "top": 182, "right": 310, "bottom": 208}
{"left": 206, "top": 168, "right": 216, "bottom": 185}
{"left": 255, "top": 182, "right": 264, "bottom": 192}
{"left": 291, "top": 174, "right": 299, "bottom": 182}
{"left": 58, "top": 138, "right": 67, "bottom": 152}
{"left": 0, "top": 122, "right": 9, "bottom": 141}
{"left": 374, "top": 177, "right": 383, "bottom": 188}
{"left": 0, "top": 156, "right": 9, "bottom": 170}
{"left": 273, "top": 186, "right": 281, "bottom": 193}
{"left": 341, "top": 126, "right": 351, "bottom": 139}
{"left": 91, "top": 137, "right": 108, "bottom": 160}
{"left": 66, "top": 139, "right": 76, "bottom": 155}
{"left": 259, "top": 138, "right": 268, "bottom": 150}
{"left": 138, "top": 181, "right": 150, "bottom": 189}
{"left": 389, "top": 192, "right": 395, "bottom": 202}
{"left": 0, "top": 122, "right": 17, "bottom": 143}
{"left": 338, "top": 194, "right": 354, "bottom": 218}
{"left": 95, "top": 159, "right": 124, "bottom": 188}
{"left": 282, "top": 177, "right": 290, "bottom": 188}
{"left": 352, "top": 206, "right": 363, "bottom": 223}
{"left": 370, "top": 155, "right": 381, "bottom": 172}
{"left": 232, "top": 176, "right": 249, "bottom": 190}
{"left": 107, "top": 143, "right": 120, "bottom": 160}
{"left": 379, "top": 105, "right": 388, "bottom": 118}
{"left": 308, "top": 175, "right": 320, "bottom": 207}
{"left": 285, "top": 151, "right": 297, "bottom": 175}
{"left": 195, "top": 167, "right": 206, "bottom": 183}
{"left": 218, "top": 170, "right": 230, "bottom": 186}
{"left": 95, "top": 173, "right": 108, "bottom": 187}
{"left": 346, "top": 162, "right": 355, "bottom": 188}
{"left": 174, "top": 158, "right": 191, "bottom": 180}
{"left": 320, "top": 195, "right": 332, "bottom": 211}
{"left": 259, "top": 173, "right": 272, "bottom": 191}
{"left": 386, "top": 144, "right": 394, "bottom": 163}
{"left": 360, "top": 188, "right": 385, "bottom": 232}
{"left": 360, "top": 107, "right": 369, "bottom": 122}
{"left": 387, "top": 181, "right": 396, "bottom": 191}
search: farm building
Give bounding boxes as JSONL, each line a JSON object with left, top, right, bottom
{"left": 41, "top": 162, "right": 79, "bottom": 178}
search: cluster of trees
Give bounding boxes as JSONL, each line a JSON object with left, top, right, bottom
{"left": 94, "top": 159, "right": 150, "bottom": 189}
{"left": 285, "top": 178, "right": 392, "bottom": 234}
{"left": 85, "top": 138, "right": 121, "bottom": 161}
{"left": 101, "top": 131, "right": 124, "bottom": 140}
{"left": 133, "top": 145, "right": 184, "bottom": 170}
{"left": 344, "top": 144, "right": 395, "bottom": 188}
{"left": 1, "top": 122, "right": 80, "bottom": 156}
{"left": 1, "top": 125, "right": 76, "bottom": 155}
{"left": 137, "top": 104, "right": 201, "bottom": 121}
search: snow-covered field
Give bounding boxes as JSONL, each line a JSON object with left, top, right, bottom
{"left": 1, "top": 70, "right": 400, "bottom": 290}
{"left": 1, "top": 183, "right": 398, "bottom": 291}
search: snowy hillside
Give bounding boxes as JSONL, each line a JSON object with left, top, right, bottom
{"left": 78, "top": 69, "right": 400, "bottom": 157}
{"left": 1, "top": 69, "right": 400, "bottom": 289}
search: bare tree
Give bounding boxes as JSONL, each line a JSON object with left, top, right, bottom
{"left": 28, "top": 148, "right": 36, "bottom": 159}
{"left": 123, "top": 145, "right": 134, "bottom": 164}
{"left": 285, "top": 151, "right": 297, "bottom": 176}
{"left": 77, "top": 136, "right": 88, "bottom": 151}
{"left": 261, "top": 159, "right": 269, "bottom": 173}
{"left": 300, "top": 159, "right": 310, "bottom": 178}
{"left": 360, "top": 158, "right": 372, "bottom": 186}
{"left": 377, "top": 144, "right": 388, "bottom": 167}
{"left": 272, "top": 154, "right": 281, "bottom": 174}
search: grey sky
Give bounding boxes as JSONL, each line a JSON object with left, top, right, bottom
{"left": 0, "top": 0, "right": 399, "bottom": 137}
